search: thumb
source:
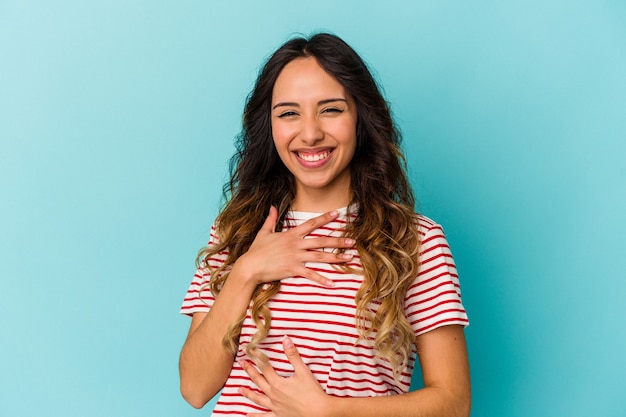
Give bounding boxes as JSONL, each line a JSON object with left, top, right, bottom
{"left": 259, "top": 206, "right": 278, "bottom": 234}
{"left": 282, "top": 336, "right": 307, "bottom": 373}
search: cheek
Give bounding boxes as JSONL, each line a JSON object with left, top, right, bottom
{"left": 271, "top": 121, "right": 292, "bottom": 149}
{"left": 334, "top": 120, "right": 358, "bottom": 147}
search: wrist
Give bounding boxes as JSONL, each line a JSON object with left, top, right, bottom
{"left": 229, "top": 254, "right": 261, "bottom": 289}
{"left": 320, "top": 394, "right": 340, "bottom": 417}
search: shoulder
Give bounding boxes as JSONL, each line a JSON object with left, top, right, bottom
{"left": 197, "top": 220, "right": 228, "bottom": 267}
{"left": 208, "top": 219, "right": 223, "bottom": 246}
{"left": 414, "top": 213, "right": 445, "bottom": 237}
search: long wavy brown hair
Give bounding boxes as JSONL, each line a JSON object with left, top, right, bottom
{"left": 198, "top": 33, "right": 420, "bottom": 377}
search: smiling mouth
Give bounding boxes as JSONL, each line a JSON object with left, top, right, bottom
{"left": 296, "top": 150, "right": 332, "bottom": 162}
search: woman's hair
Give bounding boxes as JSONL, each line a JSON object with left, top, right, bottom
{"left": 198, "top": 33, "right": 420, "bottom": 378}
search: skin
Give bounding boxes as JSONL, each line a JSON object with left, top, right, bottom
{"left": 179, "top": 57, "right": 359, "bottom": 407}
{"left": 240, "top": 327, "right": 470, "bottom": 417}
{"left": 271, "top": 57, "right": 358, "bottom": 213}
{"left": 180, "top": 56, "right": 471, "bottom": 416}
{"left": 179, "top": 208, "right": 356, "bottom": 408}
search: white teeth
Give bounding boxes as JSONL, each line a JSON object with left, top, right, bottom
{"left": 298, "top": 151, "right": 330, "bottom": 162}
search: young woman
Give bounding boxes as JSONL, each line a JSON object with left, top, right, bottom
{"left": 179, "top": 33, "right": 470, "bottom": 417}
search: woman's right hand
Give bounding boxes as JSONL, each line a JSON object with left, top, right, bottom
{"left": 232, "top": 206, "right": 355, "bottom": 287}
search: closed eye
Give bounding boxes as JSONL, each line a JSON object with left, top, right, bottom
{"left": 321, "top": 107, "right": 344, "bottom": 114}
{"left": 277, "top": 111, "right": 299, "bottom": 118}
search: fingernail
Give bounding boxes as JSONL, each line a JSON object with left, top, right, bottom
{"left": 282, "top": 335, "right": 294, "bottom": 348}
{"left": 341, "top": 253, "right": 353, "bottom": 260}
{"left": 345, "top": 238, "right": 355, "bottom": 245}
{"left": 329, "top": 210, "right": 338, "bottom": 217}
{"left": 326, "top": 279, "right": 335, "bottom": 287}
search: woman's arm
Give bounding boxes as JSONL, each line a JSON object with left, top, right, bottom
{"left": 331, "top": 325, "right": 471, "bottom": 417}
{"left": 179, "top": 268, "right": 258, "bottom": 408}
{"left": 179, "top": 208, "right": 357, "bottom": 408}
{"left": 241, "top": 325, "right": 471, "bottom": 417}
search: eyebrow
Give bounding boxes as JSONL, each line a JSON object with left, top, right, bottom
{"left": 272, "top": 98, "right": 348, "bottom": 110}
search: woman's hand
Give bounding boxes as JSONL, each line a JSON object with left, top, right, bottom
{"left": 239, "top": 336, "right": 332, "bottom": 417}
{"left": 239, "top": 327, "right": 471, "bottom": 417}
{"left": 233, "top": 206, "right": 355, "bottom": 287}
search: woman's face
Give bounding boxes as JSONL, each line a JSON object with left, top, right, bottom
{"left": 271, "top": 57, "right": 358, "bottom": 209}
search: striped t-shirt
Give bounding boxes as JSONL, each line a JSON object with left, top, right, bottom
{"left": 180, "top": 207, "right": 468, "bottom": 416}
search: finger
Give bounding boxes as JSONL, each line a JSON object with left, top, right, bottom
{"left": 304, "top": 250, "right": 354, "bottom": 264}
{"left": 282, "top": 336, "right": 308, "bottom": 374}
{"left": 259, "top": 206, "right": 278, "bottom": 235}
{"left": 295, "top": 267, "right": 335, "bottom": 287}
{"left": 247, "top": 351, "right": 281, "bottom": 383}
{"left": 238, "top": 386, "right": 272, "bottom": 410}
{"left": 293, "top": 210, "right": 339, "bottom": 238}
{"left": 240, "top": 360, "right": 271, "bottom": 393}
{"left": 300, "top": 236, "right": 356, "bottom": 251}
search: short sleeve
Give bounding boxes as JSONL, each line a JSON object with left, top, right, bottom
{"left": 405, "top": 217, "right": 469, "bottom": 335}
{"left": 179, "top": 224, "right": 226, "bottom": 316}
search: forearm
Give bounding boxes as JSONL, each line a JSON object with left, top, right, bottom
{"left": 325, "top": 385, "right": 470, "bottom": 417}
{"left": 179, "top": 263, "right": 257, "bottom": 408}
{"left": 324, "top": 328, "right": 471, "bottom": 417}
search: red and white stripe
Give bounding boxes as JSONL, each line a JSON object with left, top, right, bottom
{"left": 181, "top": 208, "right": 468, "bottom": 416}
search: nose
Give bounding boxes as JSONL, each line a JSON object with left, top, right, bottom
{"left": 299, "top": 114, "right": 324, "bottom": 145}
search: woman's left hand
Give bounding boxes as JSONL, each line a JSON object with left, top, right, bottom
{"left": 239, "top": 336, "right": 332, "bottom": 417}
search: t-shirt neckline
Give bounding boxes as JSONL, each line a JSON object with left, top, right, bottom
{"left": 287, "top": 206, "right": 350, "bottom": 218}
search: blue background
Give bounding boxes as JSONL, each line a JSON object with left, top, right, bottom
{"left": 1, "top": 1, "right": 625, "bottom": 416}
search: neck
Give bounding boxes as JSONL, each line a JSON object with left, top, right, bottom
{"left": 291, "top": 188, "right": 351, "bottom": 213}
